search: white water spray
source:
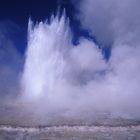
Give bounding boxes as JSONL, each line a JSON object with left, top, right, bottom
{"left": 21, "top": 11, "right": 107, "bottom": 116}
{"left": 22, "top": 12, "right": 72, "bottom": 99}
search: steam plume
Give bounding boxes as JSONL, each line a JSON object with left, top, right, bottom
{"left": 20, "top": 8, "right": 140, "bottom": 123}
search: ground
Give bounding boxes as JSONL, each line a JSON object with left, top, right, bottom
{"left": 0, "top": 102, "right": 140, "bottom": 139}
{"left": 0, "top": 124, "right": 140, "bottom": 140}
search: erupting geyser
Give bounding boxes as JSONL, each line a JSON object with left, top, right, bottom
{"left": 20, "top": 10, "right": 140, "bottom": 121}
{"left": 22, "top": 12, "right": 72, "bottom": 99}
{"left": 1, "top": 1, "right": 140, "bottom": 139}
{"left": 21, "top": 11, "right": 105, "bottom": 112}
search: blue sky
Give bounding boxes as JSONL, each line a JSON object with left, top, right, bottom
{"left": 0, "top": 0, "right": 96, "bottom": 54}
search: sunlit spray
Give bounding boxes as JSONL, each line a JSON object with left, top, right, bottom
{"left": 22, "top": 11, "right": 71, "bottom": 99}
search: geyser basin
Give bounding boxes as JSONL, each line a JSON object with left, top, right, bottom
{"left": 1, "top": 0, "right": 140, "bottom": 139}
{"left": 1, "top": 11, "right": 140, "bottom": 140}
{"left": 0, "top": 125, "right": 140, "bottom": 140}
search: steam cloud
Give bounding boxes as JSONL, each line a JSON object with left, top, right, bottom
{"left": 21, "top": 6, "right": 140, "bottom": 124}
{"left": 21, "top": 14, "right": 109, "bottom": 124}
{"left": 74, "top": 0, "right": 140, "bottom": 117}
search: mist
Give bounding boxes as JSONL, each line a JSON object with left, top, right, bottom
{"left": 19, "top": 9, "right": 140, "bottom": 125}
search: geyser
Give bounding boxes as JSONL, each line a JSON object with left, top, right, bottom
{"left": 20, "top": 11, "right": 140, "bottom": 124}
{"left": 22, "top": 13, "right": 71, "bottom": 99}
{"left": 21, "top": 12, "right": 108, "bottom": 120}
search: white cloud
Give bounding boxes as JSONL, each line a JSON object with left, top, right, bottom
{"left": 76, "top": 0, "right": 140, "bottom": 46}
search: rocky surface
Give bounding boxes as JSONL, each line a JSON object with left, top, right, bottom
{"left": 0, "top": 124, "right": 140, "bottom": 140}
